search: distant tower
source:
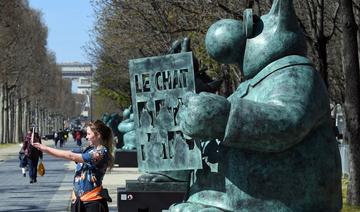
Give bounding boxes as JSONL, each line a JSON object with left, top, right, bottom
{"left": 58, "top": 62, "right": 94, "bottom": 118}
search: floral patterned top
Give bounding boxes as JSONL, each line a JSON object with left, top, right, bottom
{"left": 73, "top": 145, "right": 109, "bottom": 197}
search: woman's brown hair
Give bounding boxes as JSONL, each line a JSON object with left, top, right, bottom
{"left": 87, "top": 120, "right": 114, "bottom": 170}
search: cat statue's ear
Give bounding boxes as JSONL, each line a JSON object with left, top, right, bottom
{"left": 242, "top": 0, "right": 307, "bottom": 79}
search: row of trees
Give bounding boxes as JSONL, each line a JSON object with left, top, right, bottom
{"left": 0, "top": 0, "right": 80, "bottom": 144}
{"left": 87, "top": 0, "right": 358, "bottom": 105}
{"left": 88, "top": 0, "right": 360, "bottom": 206}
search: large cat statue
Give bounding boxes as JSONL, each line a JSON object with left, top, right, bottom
{"left": 170, "top": 0, "right": 342, "bottom": 211}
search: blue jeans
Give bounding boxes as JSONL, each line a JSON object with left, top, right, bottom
{"left": 27, "top": 157, "right": 39, "bottom": 181}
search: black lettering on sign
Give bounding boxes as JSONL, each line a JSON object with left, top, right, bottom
{"left": 142, "top": 73, "right": 151, "bottom": 92}
{"left": 135, "top": 73, "right": 151, "bottom": 93}
{"left": 155, "top": 69, "right": 188, "bottom": 91}
{"left": 135, "top": 74, "right": 142, "bottom": 93}
{"left": 136, "top": 68, "right": 189, "bottom": 93}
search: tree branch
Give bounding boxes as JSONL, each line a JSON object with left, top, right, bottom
{"left": 216, "top": 3, "right": 242, "bottom": 19}
{"left": 327, "top": 1, "right": 340, "bottom": 41}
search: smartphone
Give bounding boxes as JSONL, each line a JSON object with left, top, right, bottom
{"left": 30, "top": 127, "right": 35, "bottom": 145}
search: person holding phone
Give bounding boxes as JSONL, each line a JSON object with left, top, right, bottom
{"left": 33, "top": 120, "right": 114, "bottom": 212}
{"left": 22, "top": 127, "right": 43, "bottom": 183}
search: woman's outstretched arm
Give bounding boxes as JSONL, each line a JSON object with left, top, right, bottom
{"left": 33, "top": 143, "right": 84, "bottom": 163}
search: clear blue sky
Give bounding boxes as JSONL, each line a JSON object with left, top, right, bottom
{"left": 28, "top": 0, "right": 95, "bottom": 64}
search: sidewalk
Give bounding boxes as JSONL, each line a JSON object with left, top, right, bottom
{"left": 0, "top": 139, "right": 141, "bottom": 211}
{"left": 103, "top": 166, "right": 141, "bottom": 210}
{"left": 0, "top": 143, "right": 23, "bottom": 163}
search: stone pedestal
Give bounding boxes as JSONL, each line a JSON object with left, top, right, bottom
{"left": 114, "top": 149, "right": 138, "bottom": 167}
{"left": 117, "top": 180, "right": 187, "bottom": 212}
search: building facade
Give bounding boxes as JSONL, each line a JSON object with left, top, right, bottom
{"left": 59, "top": 62, "right": 93, "bottom": 118}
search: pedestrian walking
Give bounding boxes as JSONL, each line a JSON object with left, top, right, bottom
{"left": 58, "top": 129, "right": 65, "bottom": 148}
{"left": 54, "top": 131, "right": 59, "bottom": 148}
{"left": 75, "top": 130, "right": 82, "bottom": 146}
{"left": 22, "top": 128, "right": 43, "bottom": 183}
{"left": 18, "top": 148, "right": 27, "bottom": 177}
{"left": 33, "top": 120, "right": 114, "bottom": 212}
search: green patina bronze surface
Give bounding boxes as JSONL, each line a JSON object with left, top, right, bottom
{"left": 102, "top": 112, "right": 123, "bottom": 148}
{"left": 169, "top": 0, "right": 342, "bottom": 211}
{"left": 128, "top": 52, "right": 202, "bottom": 172}
{"left": 118, "top": 106, "right": 136, "bottom": 150}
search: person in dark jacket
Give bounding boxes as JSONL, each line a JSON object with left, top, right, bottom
{"left": 22, "top": 128, "right": 43, "bottom": 183}
{"left": 58, "top": 129, "right": 65, "bottom": 148}
{"left": 54, "top": 131, "right": 59, "bottom": 148}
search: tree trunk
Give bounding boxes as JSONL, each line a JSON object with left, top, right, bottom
{"left": 341, "top": 0, "right": 360, "bottom": 205}
{"left": 9, "top": 91, "right": 14, "bottom": 143}
{"left": 15, "top": 97, "right": 22, "bottom": 143}
{"left": 315, "top": 0, "right": 329, "bottom": 88}
{"left": 39, "top": 108, "right": 44, "bottom": 136}
{"left": 35, "top": 102, "right": 39, "bottom": 131}
{"left": 0, "top": 83, "right": 3, "bottom": 144}
{"left": 22, "top": 100, "right": 29, "bottom": 139}
{"left": 317, "top": 38, "right": 329, "bottom": 88}
{"left": 355, "top": 6, "right": 360, "bottom": 62}
{"left": 3, "top": 82, "right": 9, "bottom": 144}
{"left": 40, "top": 109, "right": 43, "bottom": 136}
{"left": 43, "top": 109, "right": 49, "bottom": 135}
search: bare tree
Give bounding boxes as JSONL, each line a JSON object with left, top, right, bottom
{"left": 0, "top": 0, "right": 81, "bottom": 143}
{"left": 88, "top": 0, "right": 254, "bottom": 105}
{"left": 341, "top": 0, "right": 360, "bottom": 206}
{"left": 294, "top": 0, "right": 341, "bottom": 89}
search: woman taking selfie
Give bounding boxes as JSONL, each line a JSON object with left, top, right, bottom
{"left": 33, "top": 120, "right": 114, "bottom": 212}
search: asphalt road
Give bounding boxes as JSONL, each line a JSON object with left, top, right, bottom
{"left": 0, "top": 139, "right": 76, "bottom": 212}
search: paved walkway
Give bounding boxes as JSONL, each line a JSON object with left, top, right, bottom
{"left": 0, "top": 138, "right": 141, "bottom": 212}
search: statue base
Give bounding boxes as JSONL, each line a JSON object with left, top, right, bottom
{"left": 114, "top": 149, "right": 138, "bottom": 167}
{"left": 117, "top": 180, "right": 187, "bottom": 212}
